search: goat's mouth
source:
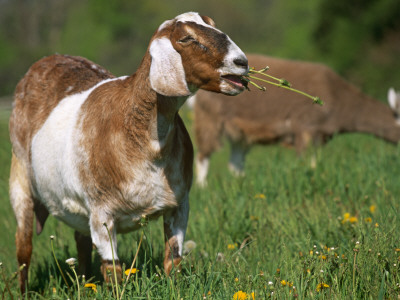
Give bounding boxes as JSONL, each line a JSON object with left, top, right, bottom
{"left": 221, "top": 74, "right": 247, "bottom": 91}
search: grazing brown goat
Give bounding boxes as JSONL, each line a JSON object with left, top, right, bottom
{"left": 9, "top": 12, "right": 248, "bottom": 293}
{"left": 193, "top": 54, "right": 400, "bottom": 185}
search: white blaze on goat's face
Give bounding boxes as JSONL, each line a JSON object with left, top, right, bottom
{"left": 149, "top": 12, "right": 248, "bottom": 97}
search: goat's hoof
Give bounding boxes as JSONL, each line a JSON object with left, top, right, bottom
{"left": 101, "top": 260, "right": 122, "bottom": 284}
{"left": 164, "top": 257, "right": 182, "bottom": 276}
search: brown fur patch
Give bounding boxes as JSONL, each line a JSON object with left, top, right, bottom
{"left": 101, "top": 260, "right": 122, "bottom": 283}
{"left": 9, "top": 55, "right": 114, "bottom": 163}
{"left": 163, "top": 234, "right": 182, "bottom": 275}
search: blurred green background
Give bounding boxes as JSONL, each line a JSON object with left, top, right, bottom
{"left": 0, "top": 0, "right": 399, "bottom": 100}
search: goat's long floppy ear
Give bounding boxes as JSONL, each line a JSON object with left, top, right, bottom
{"left": 149, "top": 37, "right": 191, "bottom": 97}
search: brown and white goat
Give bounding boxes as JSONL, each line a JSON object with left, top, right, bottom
{"left": 194, "top": 54, "right": 400, "bottom": 185}
{"left": 9, "top": 12, "right": 248, "bottom": 293}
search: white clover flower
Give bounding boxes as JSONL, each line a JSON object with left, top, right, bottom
{"left": 65, "top": 258, "right": 77, "bottom": 267}
{"left": 50, "top": 235, "right": 55, "bottom": 240}
{"left": 216, "top": 252, "right": 225, "bottom": 262}
{"left": 183, "top": 240, "right": 197, "bottom": 255}
{"left": 268, "top": 281, "right": 273, "bottom": 285}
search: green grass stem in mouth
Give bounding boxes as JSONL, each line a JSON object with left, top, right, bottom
{"left": 241, "top": 66, "right": 324, "bottom": 105}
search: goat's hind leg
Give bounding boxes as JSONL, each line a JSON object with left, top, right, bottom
{"left": 10, "top": 153, "right": 34, "bottom": 294}
{"left": 74, "top": 231, "right": 93, "bottom": 278}
{"left": 228, "top": 140, "right": 248, "bottom": 176}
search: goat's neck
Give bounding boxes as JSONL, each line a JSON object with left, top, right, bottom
{"left": 154, "top": 94, "right": 187, "bottom": 140}
{"left": 126, "top": 53, "right": 189, "bottom": 149}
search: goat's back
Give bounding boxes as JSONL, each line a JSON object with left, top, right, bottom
{"left": 9, "top": 54, "right": 114, "bottom": 159}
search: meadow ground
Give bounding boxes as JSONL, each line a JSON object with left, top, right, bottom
{"left": 0, "top": 106, "right": 400, "bottom": 299}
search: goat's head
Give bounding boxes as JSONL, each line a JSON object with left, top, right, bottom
{"left": 149, "top": 12, "right": 248, "bottom": 97}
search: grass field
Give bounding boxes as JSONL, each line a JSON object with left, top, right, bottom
{"left": 0, "top": 105, "right": 400, "bottom": 299}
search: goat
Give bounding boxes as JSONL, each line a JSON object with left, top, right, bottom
{"left": 194, "top": 54, "right": 400, "bottom": 186}
{"left": 9, "top": 12, "right": 248, "bottom": 293}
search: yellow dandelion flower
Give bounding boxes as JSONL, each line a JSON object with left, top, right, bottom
{"left": 375, "top": 223, "right": 379, "bottom": 228}
{"left": 251, "top": 292, "right": 255, "bottom": 300}
{"left": 288, "top": 281, "right": 293, "bottom": 287}
{"left": 316, "top": 283, "right": 329, "bottom": 292}
{"left": 84, "top": 283, "right": 97, "bottom": 293}
{"left": 250, "top": 215, "right": 259, "bottom": 221}
{"left": 124, "top": 268, "right": 138, "bottom": 276}
{"left": 232, "top": 290, "right": 248, "bottom": 300}
{"left": 208, "top": 291, "right": 212, "bottom": 296}
{"left": 395, "top": 248, "right": 400, "bottom": 252}
{"left": 369, "top": 205, "right": 376, "bottom": 213}
{"left": 281, "top": 280, "right": 287, "bottom": 286}
{"left": 52, "top": 287, "right": 56, "bottom": 294}
{"left": 320, "top": 255, "right": 327, "bottom": 260}
{"left": 365, "top": 217, "right": 372, "bottom": 223}
{"left": 309, "top": 250, "right": 313, "bottom": 256}
{"left": 343, "top": 213, "right": 350, "bottom": 220}
{"left": 349, "top": 216, "right": 358, "bottom": 224}
{"left": 228, "top": 244, "right": 236, "bottom": 250}
{"left": 235, "top": 277, "right": 239, "bottom": 282}
{"left": 254, "top": 193, "right": 266, "bottom": 199}
{"left": 306, "top": 269, "right": 311, "bottom": 274}
{"left": 276, "top": 268, "right": 280, "bottom": 274}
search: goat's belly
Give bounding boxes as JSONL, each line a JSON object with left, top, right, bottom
{"left": 115, "top": 171, "right": 183, "bottom": 233}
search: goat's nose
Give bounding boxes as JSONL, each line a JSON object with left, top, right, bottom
{"left": 234, "top": 56, "right": 248, "bottom": 69}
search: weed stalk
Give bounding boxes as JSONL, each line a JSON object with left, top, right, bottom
{"left": 0, "top": 262, "right": 14, "bottom": 300}
{"left": 103, "top": 223, "right": 120, "bottom": 299}
{"left": 50, "top": 236, "right": 70, "bottom": 290}
{"left": 242, "top": 67, "right": 324, "bottom": 105}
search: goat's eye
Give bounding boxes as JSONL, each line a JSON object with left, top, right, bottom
{"left": 178, "top": 35, "right": 196, "bottom": 44}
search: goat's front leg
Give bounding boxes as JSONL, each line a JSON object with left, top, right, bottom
{"left": 163, "top": 196, "right": 189, "bottom": 275}
{"left": 89, "top": 212, "right": 122, "bottom": 283}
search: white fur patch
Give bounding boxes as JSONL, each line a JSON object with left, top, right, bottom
{"left": 388, "top": 87, "right": 400, "bottom": 126}
{"left": 158, "top": 12, "right": 221, "bottom": 33}
{"left": 219, "top": 36, "right": 248, "bottom": 77}
{"left": 175, "top": 12, "right": 218, "bottom": 30}
{"left": 195, "top": 156, "right": 209, "bottom": 187}
{"left": 31, "top": 76, "right": 127, "bottom": 233}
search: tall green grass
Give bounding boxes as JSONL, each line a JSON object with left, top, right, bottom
{"left": 1, "top": 107, "right": 400, "bottom": 299}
